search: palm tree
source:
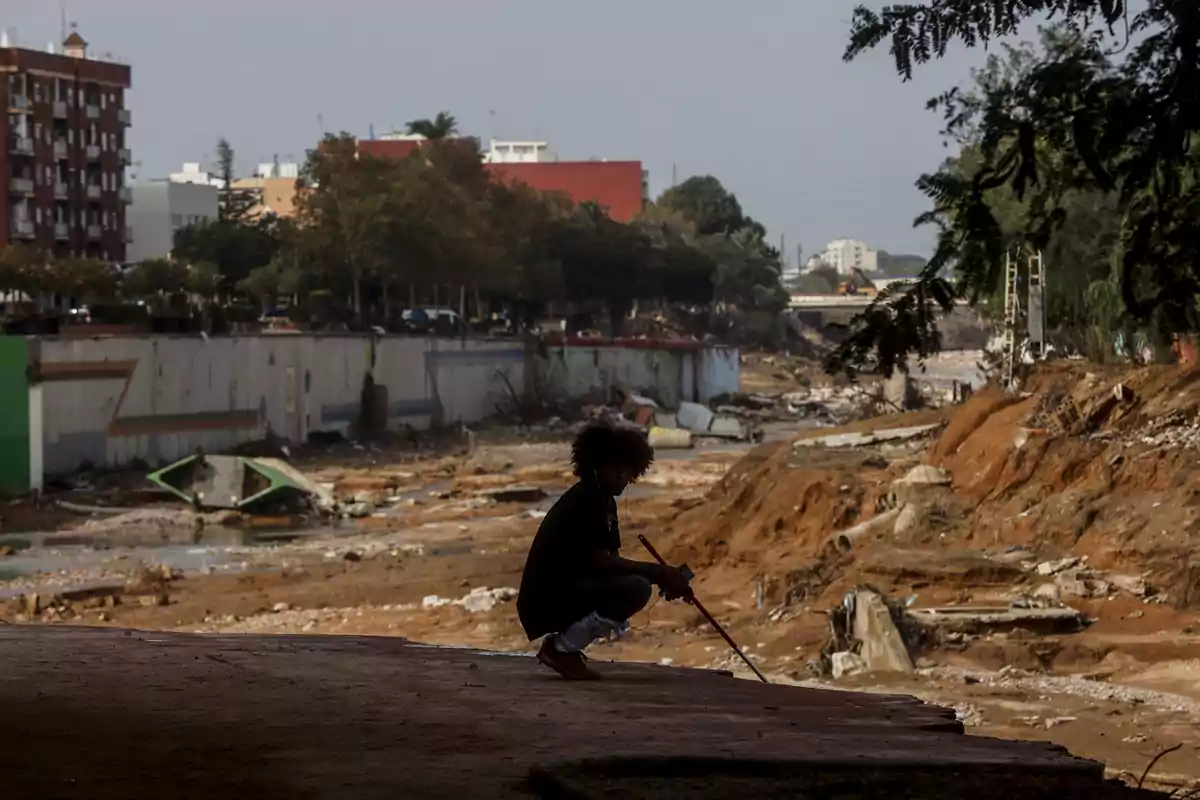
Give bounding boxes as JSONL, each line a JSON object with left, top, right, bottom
{"left": 405, "top": 111, "right": 458, "bottom": 140}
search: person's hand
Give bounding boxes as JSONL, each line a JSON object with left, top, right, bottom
{"left": 656, "top": 564, "right": 692, "bottom": 601}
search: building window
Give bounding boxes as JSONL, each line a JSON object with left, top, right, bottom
{"left": 171, "top": 213, "right": 183, "bottom": 227}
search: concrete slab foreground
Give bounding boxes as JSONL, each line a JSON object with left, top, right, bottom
{"left": 0, "top": 627, "right": 1146, "bottom": 799}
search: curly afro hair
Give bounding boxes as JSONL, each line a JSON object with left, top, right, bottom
{"left": 570, "top": 423, "right": 655, "bottom": 480}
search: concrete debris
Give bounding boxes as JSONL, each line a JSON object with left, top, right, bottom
{"left": 832, "top": 507, "right": 903, "bottom": 553}
{"left": 648, "top": 427, "right": 693, "bottom": 450}
{"left": 1035, "top": 557, "right": 1083, "bottom": 576}
{"left": 853, "top": 589, "right": 915, "bottom": 674}
{"left": 908, "top": 605, "right": 1087, "bottom": 636}
{"left": 893, "top": 503, "right": 920, "bottom": 535}
{"left": 1054, "top": 568, "right": 1110, "bottom": 599}
{"left": 823, "top": 587, "right": 916, "bottom": 678}
{"left": 676, "top": 402, "right": 715, "bottom": 434}
{"left": 830, "top": 650, "right": 865, "bottom": 679}
{"left": 896, "top": 465, "right": 952, "bottom": 487}
{"left": 795, "top": 423, "right": 943, "bottom": 450}
{"left": 343, "top": 502, "right": 375, "bottom": 518}
{"left": 422, "top": 587, "right": 518, "bottom": 614}
{"left": 1110, "top": 573, "right": 1150, "bottom": 597}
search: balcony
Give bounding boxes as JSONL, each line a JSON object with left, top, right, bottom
{"left": 85, "top": 104, "right": 100, "bottom": 119}
{"left": 85, "top": 144, "right": 101, "bottom": 161}
{"left": 85, "top": 184, "right": 102, "bottom": 201}
{"left": 8, "top": 95, "right": 30, "bottom": 113}
{"left": 9, "top": 177, "right": 34, "bottom": 195}
{"left": 8, "top": 136, "right": 33, "bottom": 156}
{"left": 10, "top": 219, "right": 34, "bottom": 239}
{"left": 118, "top": 108, "right": 131, "bottom": 126}
{"left": 119, "top": 187, "right": 132, "bottom": 203}
{"left": 86, "top": 224, "right": 102, "bottom": 240}
{"left": 53, "top": 100, "right": 68, "bottom": 119}
{"left": 54, "top": 182, "right": 69, "bottom": 200}
{"left": 118, "top": 148, "right": 131, "bottom": 165}
{"left": 53, "top": 140, "right": 68, "bottom": 160}
{"left": 55, "top": 222, "right": 69, "bottom": 241}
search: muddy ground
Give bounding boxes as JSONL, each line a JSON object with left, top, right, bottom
{"left": 3, "top": 357, "right": 1200, "bottom": 793}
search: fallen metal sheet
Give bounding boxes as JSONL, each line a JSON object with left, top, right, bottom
{"left": 147, "top": 455, "right": 316, "bottom": 512}
{"left": 794, "top": 423, "right": 944, "bottom": 449}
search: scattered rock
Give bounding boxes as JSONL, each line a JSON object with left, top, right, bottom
{"left": 1036, "top": 557, "right": 1082, "bottom": 576}
{"left": 272, "top": 602, "right": 292, "bottom": 613}
{"left": 0, "top": 545, "right": 15, "bottom": 557}
{"left": 343, "top": 502, "right": 375, "bottom": 518}
{"left": 1044, "top": 716, "right": 1077, "bottom": 729}
{"left": 1110, "top": 574, "right": 1149, "bottom": 597}
{"left": 342, "top": 551, "right": 363, "bottom": 562}
{"left": 893, "top": 503, "right": 920, "bottom": 535}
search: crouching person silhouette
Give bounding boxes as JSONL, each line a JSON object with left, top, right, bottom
{"left": 517, "top": 423, "right": 691, "bottom": 680}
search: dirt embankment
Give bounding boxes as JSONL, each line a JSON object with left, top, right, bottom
{"left": 658, "top": 362, "right": 1200, "bottom": 612}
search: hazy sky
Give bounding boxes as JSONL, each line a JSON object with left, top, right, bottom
{"left": 5, "top": 0, "right": 1002, "bottom": 260}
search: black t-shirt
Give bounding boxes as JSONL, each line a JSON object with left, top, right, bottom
{"left": 517, "top": 480, "right": 619, "bottom": 640}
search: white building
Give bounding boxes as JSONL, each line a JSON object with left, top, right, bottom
{"left": 819, "top": 239, "right": 878, "bottom": 275}
{"left": 126, "top": 181, "right": 219, "bottom": 263}
{"left": 483, "top": 139, "right": 551, "bottom": 163}
{"left": 169, "top": 162, "right": 225, "bottom": 189}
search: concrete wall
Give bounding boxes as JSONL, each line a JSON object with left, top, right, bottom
{"left": 30, "top": 334, "right": 525, "bottom": 476}
{"left": 534, "top": 341, "right": 739, "bottom": 408}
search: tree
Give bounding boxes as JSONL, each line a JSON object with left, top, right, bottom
{"left": 0, "top": 243, "right": 47, "bottom": 301}
{"left": 294, "top": 134, "right": 395, "bottom": 323}
{"left": 405, "top": 112, "right": 458, "bottom": 140}
{"left": 172, "top": 216, "right": 280, "bottom": 292}
{"left": 214, "top": 138, "right": 258, "bottom": 223}
{"left": 553, "top": 203, "right": 661, "bottom": 335}
{"left": 121, "top": 258, "right": 188, "bottom": 311}
{"left": 832, "top": 0, "right": 1200, "bottom": 375}
{"left": 49, "top": 257, "right": 119, "bottom": 304}
{"left": 657, "top": 176, "right": 748, "bottom": 236}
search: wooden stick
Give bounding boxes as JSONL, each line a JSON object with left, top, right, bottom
{"left": 638, "top": 535, "right": 769, "bottom": 683}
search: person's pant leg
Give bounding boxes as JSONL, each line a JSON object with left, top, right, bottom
{"left": 583, "top": 574, "right": 653, "bottom": 622}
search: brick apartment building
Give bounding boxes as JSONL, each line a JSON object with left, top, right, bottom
{"left": 1, "top": 31, "right": 132, "bottom": 261}
{"left": 356, "top": 135, "right": 648, "bottom": 222}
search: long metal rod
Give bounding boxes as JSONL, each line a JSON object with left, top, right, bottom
{"left": 638, "top": 535, "right": 769, "bottom": 683}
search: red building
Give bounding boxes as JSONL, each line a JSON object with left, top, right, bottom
{"left": 484, "top": 160, "right": 645, "bottom": 222}
{"left": 354, "top": 136, "right": 647, "bottom": 222}
{"left": 1, "top": 31, "right": 132, "bottom": 261}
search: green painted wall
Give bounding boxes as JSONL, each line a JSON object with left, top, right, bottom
{"left": 0, "top": 337, "right": 30, "bottom": 493}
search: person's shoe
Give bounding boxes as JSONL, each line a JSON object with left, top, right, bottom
{"left": 537, "top": 637, "right": 601, "bottom": 681}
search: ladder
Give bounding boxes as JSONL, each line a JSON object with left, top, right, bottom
{"left": 1000, "top": 247, "right": 1047, "bottom": 392}
{"left": 1001, "top": 251, "right": 1020, "bottom": 391}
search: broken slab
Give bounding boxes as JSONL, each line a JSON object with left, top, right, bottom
{"left": 907, "top": 605, "right": 1087, "bottom": 636}
{"left": 795, "top": 423, "right": 943, "bottom": 450}
{"left": 853, "top": 590, "right": 915, "bottom": 674}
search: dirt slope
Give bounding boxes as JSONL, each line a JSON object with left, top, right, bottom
{"left": 658, "top": 362, "right": 1200, "bottom": 611}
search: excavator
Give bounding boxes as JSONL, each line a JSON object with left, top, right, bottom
{"left": 837, "top": 267, "right": 878, "bottom": 297}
